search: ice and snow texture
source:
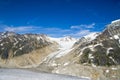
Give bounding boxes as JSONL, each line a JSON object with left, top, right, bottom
{"left": 111, "top": 19, "right": 120, "bottom": 23}
{"left": 48, "top": 37, "right": 77, "bottom": 58}
{"left": 114, "top": 35, "right": 119, "bottom": 39}
{"left": 0, "top": 69, "right": 90, "bottom": 80}
{"left": 84, "top": 32, "right": 99, "bottom": 41}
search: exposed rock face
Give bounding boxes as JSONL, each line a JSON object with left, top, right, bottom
{"left": 0, "top": 32, "right": 58, "bottom": 68}
{"left": 0, "top": 32, "right": 51, "bottom": 59}
{"left": 61, "top": 20, "right": 120, "bottom": 67}
{"left": 75, "top": 20, "right": 120, "bottom": 66}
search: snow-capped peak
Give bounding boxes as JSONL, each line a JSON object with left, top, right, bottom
{"left": 46, "top": 36, "right": 77, "bottom": 58}
{"left": 49, "top": 36, "right": 77, "bottom": 49}
{"left": 84, "top": 32, "right": 99, "bottom": 41}
{"left": 49, "top": 36, "right": 77, "bottom": 42}
{"left": 111, "top": 19, "right": 120, "bottom": 24}
{"left": 1, "top": 31, "right": 16, "bottom": 36}
{"left": 60, "top": 36, "right": 76, "bottom": 42}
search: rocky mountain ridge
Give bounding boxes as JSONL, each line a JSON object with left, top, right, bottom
{"left": 0, "top": 32, "right": 77, "bottom": 68}
{"left": 0, "top": 32, "right": 52, "bottom": 59}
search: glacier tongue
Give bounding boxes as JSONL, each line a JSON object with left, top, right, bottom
{"left": 48, "top": 36, "right": 77, "bottom": 58}
{"left": 41, "top": 37, "right": 77, "bottom": 64}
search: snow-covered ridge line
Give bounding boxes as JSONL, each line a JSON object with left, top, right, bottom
{"left": 49, "top": 36, "right": 77, "bottom": 49}
{"left": 111, "top": 19, "right": 120, "bottom": 23}
{"left": 84, "top": 32, "right": 99, "bottom": 41}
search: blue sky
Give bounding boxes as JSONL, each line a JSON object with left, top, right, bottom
{"left": 0, "top": 0, "right": 120, "bottom": 37}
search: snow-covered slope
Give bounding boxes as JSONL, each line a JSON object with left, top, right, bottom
{"left": 49, "top": 36, "right": 77, "bottom": 49}
{"left": 0, "top": 69, "right": 90, "bottom": 80}
{"left": 84, "top": 32, "right": 99, "bottom": 41}
{"left": 49, "top": 36, "right": 77, "bottom": 57}
{"left": 40, "top": 36, "right": 77, "bottom": 66}
{"left": 111, "top": 19, "right": 120, "bottom": 23}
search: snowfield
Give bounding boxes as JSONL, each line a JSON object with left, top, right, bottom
{"left": 0, "top": 69, "right": 90, "bottom": 80}
{"left": 42, "top": 36, "right": 77, "bottom": 63}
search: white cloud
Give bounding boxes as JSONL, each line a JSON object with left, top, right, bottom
{"left": 85, "top": 23, "right": 95, "bottom": 28}
{"left": 71, "top": 23, "right": 95, "bottom": 29}
{"left": 69, "top": 23, "right": 97, "bottom": 37}
{"left": 1, "top": 22, "right": 97, "bottom": 38}
{"left": 71, "top": 25, "right": 81, "bottom": 29}
{"left": 75, "top": 30, "right": 91, "bottom": 36}
{"left": 2, "top": 25, "right": 72, "bottom": 37}
{"left": 43, "top": 27, "right": 71, "bottom": 32}
{"left": 4, "top": 26, "right": 33, "bottom": 32}
{"left": 67, "top": 30, "right": 96, "bottom": 37}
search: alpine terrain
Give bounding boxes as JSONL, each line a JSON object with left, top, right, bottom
{"left": 0, "top": 19, "right": 120, "bottom": 80}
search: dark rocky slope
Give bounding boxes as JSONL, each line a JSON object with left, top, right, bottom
{"left": 0, "top": 32, "right": 58, "bottom": 68}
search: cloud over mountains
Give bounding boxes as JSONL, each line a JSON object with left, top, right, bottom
{"left": 0, "top": 23, "right": 97, "bottom": 38}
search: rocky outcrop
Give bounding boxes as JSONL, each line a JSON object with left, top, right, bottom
{"left": 67, "top": 20, "right": 120, "bottom": 66}
{"left": 0, "top": 31, "right": 58, "bottom": 68}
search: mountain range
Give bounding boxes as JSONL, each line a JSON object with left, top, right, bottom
{"left": 0, "top": 19, "right": 120, "bottom": 80}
